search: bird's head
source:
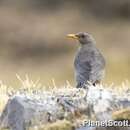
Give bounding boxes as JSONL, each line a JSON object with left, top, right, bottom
{"left": 67, "top": 32, "right": 95, "bottom": 45}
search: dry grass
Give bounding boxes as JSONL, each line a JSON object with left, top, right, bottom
{"left": 0, "top": 81, "right": 9, "bottom": 113}
{"left": 112, "top": 108, "right": 130, "bottom": 121}
{"left": 29, "top": 120, "right": 75, "bottom": 130}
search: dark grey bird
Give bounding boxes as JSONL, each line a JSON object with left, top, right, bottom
{"left": 67, "top": 32, "right": 105, "bottom": 88}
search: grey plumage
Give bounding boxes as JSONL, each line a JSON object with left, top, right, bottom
{"left": 67, "top": 32, "right": 105, "bottom": 88}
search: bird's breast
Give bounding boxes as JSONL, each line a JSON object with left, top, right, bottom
{"left": 74, "top": 47, "right": 105, "bottom": 71}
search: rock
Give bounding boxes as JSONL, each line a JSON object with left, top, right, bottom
{"left": 0, "top": 95, "right": 61, "bottom": 130}
{"left": 86, "top": 85, "right": 115, "bottom": 120}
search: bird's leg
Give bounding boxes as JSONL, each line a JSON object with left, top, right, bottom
{"left": 76, "top": 82, "right": 88, "bottom": 89}
{"left": 76, "top": 82, "right": 86, "bottom": 88}
{"left": 76, "top": 82, "right": 82, "bottom": 88}
{"left": 93, "top": 80, "right": 101, "bottom": 86}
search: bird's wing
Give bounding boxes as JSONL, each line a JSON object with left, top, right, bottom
{"left": 89, "top": 51, "right": 106, "bottom": 82}
{"left": 74, "top": 53, "right": 92, "bottom": 83}
{"left": 74, "top": 48, "right": 105, "bottom": 84}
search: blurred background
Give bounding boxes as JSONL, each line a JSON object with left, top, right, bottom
{"left": 0, "top": 0, "right": 130, "bottom": 88}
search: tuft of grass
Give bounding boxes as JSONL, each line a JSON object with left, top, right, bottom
{"left": 0, "top": 81, "right": 9, "bottom": 113}
{"left": 112, "top": 108, "right": 130, "bottom": 121}
{"left": 29, "top": 120, "right": 75, "bottom": 130}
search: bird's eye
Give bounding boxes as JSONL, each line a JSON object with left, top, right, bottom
{"left": 81, "top": 35, "right": 85, "bottom": 38}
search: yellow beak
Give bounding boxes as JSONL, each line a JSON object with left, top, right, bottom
{"left": 67, "top": 34, "right": 79, "bottom": 39}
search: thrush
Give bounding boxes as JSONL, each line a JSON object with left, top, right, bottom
{"left": 67, "top": 32, "right": 106, "bottom": 88}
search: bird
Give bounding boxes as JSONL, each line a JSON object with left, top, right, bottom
{"left": 67, "top": 32, "right": 106, "bottom": 88}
